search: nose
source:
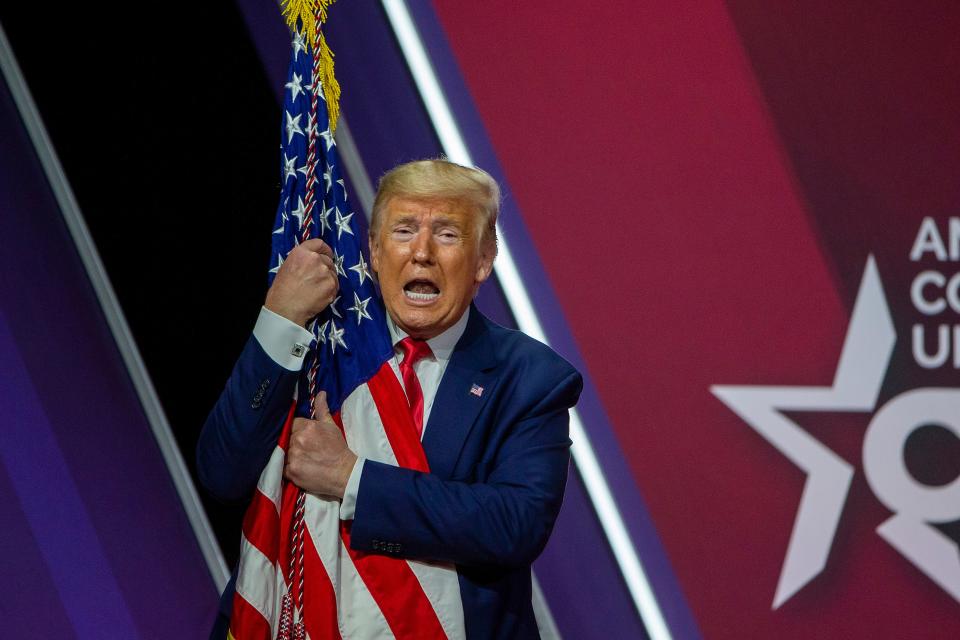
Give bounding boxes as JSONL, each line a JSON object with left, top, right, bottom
{"left": 410, "top": 227, "right": 436, "bottom": 264}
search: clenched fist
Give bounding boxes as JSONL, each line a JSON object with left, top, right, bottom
{"left": 284, "top": 392, "right": 357, "bottom": 499}
{"left": 265, "top": 238, "right": 339, "bottom": 327}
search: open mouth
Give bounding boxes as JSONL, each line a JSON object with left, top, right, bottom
{"left": 403, "top": 279, "right": 440, "bottom": 302}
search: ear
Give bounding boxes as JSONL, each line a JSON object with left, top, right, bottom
{"left": 474, "top": 243, "right": 495, "bottom": 285}
{"left": 369, "top": 232, "right": 381, "bottom": 274}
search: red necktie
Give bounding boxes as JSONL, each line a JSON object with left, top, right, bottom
{"left": 398, "top": 337, "right": 432, "bottom": 437}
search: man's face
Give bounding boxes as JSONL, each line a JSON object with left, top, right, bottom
{"left": 370, "top": 197, "right": 494, "bottom": 339}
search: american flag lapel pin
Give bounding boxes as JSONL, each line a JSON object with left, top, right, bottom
{"left": 470, "top": 383, "right": 484, "bottom": 398}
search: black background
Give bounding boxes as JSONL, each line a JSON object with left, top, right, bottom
{"left": 1, "top": 1, "right": 284, "bottom": 567}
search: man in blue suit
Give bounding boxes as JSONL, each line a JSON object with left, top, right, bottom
{"left": 198, "top": 160, "right": 582, "bottom": 638}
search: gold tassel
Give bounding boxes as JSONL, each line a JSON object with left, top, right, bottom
{"left": 280, "top": 0, "right": 341, "bottom": 132}
{"left": 315, "top": 30, "right": 341, "bottom": 133}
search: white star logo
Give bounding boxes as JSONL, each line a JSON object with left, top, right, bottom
{"left": 711, "top": 256, "right": 896, "bottom": 608}
{"left": 347, "top": 292, "right": 372, "bottom": 325}
{"left": 328, "top": 321, "right": 347, "bottom": 354}
{"left": 335, "top": 210, "right": 355, "bottom": 240}
{"left": 285, "top": 72, "right": 305, "bottom": 101}
{"left": 336, "top": 178, "right": 346, "bottom": 196}
{"left": 329, "top": 295, "right": 342, "bottom": 319}
{"left": 284, "top": 111, "right": 303, "bottom": 144}
{"left": 349, "top": 253, "right": 371, "bottom": 286}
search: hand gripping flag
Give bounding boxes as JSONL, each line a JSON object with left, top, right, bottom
{"left": 228, "top": 3, "right": 463, "bottom": 638}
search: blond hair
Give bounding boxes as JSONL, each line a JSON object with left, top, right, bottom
{"left": 370, "top": 159, "right": 500, "bottom": 254}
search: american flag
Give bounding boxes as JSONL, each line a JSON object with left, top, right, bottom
{"left": 228, "top": 9, "right": 463, "bottom": 640}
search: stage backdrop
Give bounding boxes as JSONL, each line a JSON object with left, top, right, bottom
{"left": 423, "top": 1, "right": 960, "bottom": 638}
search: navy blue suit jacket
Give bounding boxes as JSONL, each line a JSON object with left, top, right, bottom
{"left": 197, "top": 306, "right": 582, "bottom": 638}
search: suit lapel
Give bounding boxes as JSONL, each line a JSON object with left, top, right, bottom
{"left": 422, "top": 307, "right": 499, "bottom": 479}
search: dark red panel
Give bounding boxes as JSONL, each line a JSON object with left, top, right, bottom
{"left": 431, "top": 1, "right": 960, "bottom": 637}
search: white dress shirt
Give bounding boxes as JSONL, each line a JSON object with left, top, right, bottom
{"left": 252, "top": 305, "right": 470, "bottom": 519}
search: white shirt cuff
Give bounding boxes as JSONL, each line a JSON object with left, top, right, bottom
{"left": 253, "top": 306, "right": 314, "bottom": 371}
{"left": 339, "top": 457, "right": 365, "bottom": 520}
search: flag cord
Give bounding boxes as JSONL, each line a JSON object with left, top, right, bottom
{"left": 279, "top": 2, "right": 329, "bottom": 636}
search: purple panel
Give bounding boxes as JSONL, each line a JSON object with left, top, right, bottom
{"left": 0, "top": 463, "right": 74, "bottom": 638}
{"left": 536, "top": 465, "right": 650, "bottom": 640}
{"left": 0, "top": 71, "right": 217, "bottom": 636}
{"left": 0, "top": 312, "right": 140, "bottom": 638}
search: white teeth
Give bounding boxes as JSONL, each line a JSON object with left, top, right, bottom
{"left": 404, "top": 290, "right": 439, "bottom": 301}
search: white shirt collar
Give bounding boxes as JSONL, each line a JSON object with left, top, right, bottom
{"left": 386, "top": 306, "right": 470, "bottom": 363}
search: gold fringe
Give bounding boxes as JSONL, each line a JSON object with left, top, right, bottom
{"left": 280, "top": 0, "right": 341, "bottom": 132}
{"left": 315, "top": 30, "right": 341, "bottom": 133}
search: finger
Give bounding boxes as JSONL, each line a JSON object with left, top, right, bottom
{"left": 299, "top": 238, "right": 334, "bottom": 259}
{"left": 291, "top": 417, "right": 312, "bottom": 432}
{"left": 316, "top": 254, "right": 334, "bottom": 270}
{"left": 315, "top": 390, "right": 332, "bottom": 420}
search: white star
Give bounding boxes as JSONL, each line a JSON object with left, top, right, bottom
{"left": 296, "top": 162, "right": 309, "bottom": 180}
{"left": 319, "top": 205, "right": 333, "bottom": 234}
{"left": 269, "top": 253, "right": 284, "bottom": 274}
{"left": 307, "top": 78, "right": 326, "bottom": 101}
{"left": 332, "top": 250, "right": 346, "bottom": 278}
{"left": 711, "top": 256, "right": 895, "bottom": 609}
{"left": 315, "top": 320, "right": 329, "bottom": 344}
{"left": 323, "top": 165, "right": 334, "bottom": 193}
{"left": 349, "top": 253, "right": 371, "bottom": 285}
{"left": 290, "top": 196, "right": 308, "bottom": 229}
{"left": 272, "top": 206, "right": 289, "bottom": 235}
{"left": 335, "top": 210, "right": 355, "bottom": 240}
{"left": 336, "top": 178, "right": 346, "bottom": 195}
{"left": 304, "top": 116, "right": 318, "bottom": 141}
{"left": 291, "top": 31, "right": 306, "bottom": 61}
{"left": 283, "top": 153, "right": 297, "bottom": 183}
{"left": 285, "top": 72, "right": 305, "bottom": 101}
{"left": 285, "top": 111, "right": 303, "bottom": 144}
{"left": 347, "top": 292, "right": 372, "bottom": 325}
{"left": 318, "top": 126, "right": 335, "bottom": 151}
{"left": 329, "top": 295, "right": 342, "bottom": 318}
{"left": 328, "top": 321, "right": 347, "bottom": 354}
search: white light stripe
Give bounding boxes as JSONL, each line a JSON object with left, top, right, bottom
{"left": 0, "top": 22, "right": 229, "bottom": 591}
{"left": 379, "top": 3, "right": 673, "bottom": 639}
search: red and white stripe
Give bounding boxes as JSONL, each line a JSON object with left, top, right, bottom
{"left": 229, "top": 362, "right": 464, "bottom": 639}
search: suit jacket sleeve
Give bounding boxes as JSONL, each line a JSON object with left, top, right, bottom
{"left": 196, "top": 334, "right": 300, "bottom": 503}
{"left": 349, "top": 358, "right": 582, "bottom": 569}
